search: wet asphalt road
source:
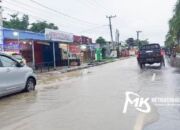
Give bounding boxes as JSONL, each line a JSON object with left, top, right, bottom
{"left": 0, "top": 57, "right": 180, "bottom": 130}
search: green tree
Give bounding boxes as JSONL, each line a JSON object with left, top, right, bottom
{"left": 3, "top": 14, "right": 29, "bottom": 30}
{"left": 140, "top": 39, "right": 149, "bottom": 46}
{"left": 125, "top": 38, "right": 149, "bottom": 47}
{"left": 96, "top": 37, "right": 106, "bottom": 47}
{"left": 29, "top": 21, "right": 58, "bottom": 33}
{"left": 165, "top": 32, "right": 175, "bottom": 48}
{"left": 165, "top": 0, "right": 180, "bottom": 47}
{"left": 21, "top": 15, "right": 29, "bottom": 30}
{"left": 3, "top": 13, "right": 58, "bottom": 33}
{"left": 126, "top": 38, "right": 135, "bottom": 47}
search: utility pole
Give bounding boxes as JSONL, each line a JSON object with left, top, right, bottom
{"left": 0, "top": 0, "right": 3, "bottom": 52}
{"left": 116, "top": 29, "right": 120, "bottom": 45}
{"left": 106, "top": 15, "right": 116, "bottom": 50}
{"left": 67, "top": 44, "right": 70, "bottom": 68}
{"left": 136, "top": 31, "right": 142, "bottom": 48}
{"left": 116, "top": 29, "right": 120, "bottom": 57}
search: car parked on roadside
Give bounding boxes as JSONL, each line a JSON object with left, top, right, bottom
{"left": 137, "top": 43, "right": 165, "bottom": 69}
{"left": 0, "top": 52, "right": 36, "bottom": 97}
{"left": 3, "top": 52, "right": 27, "bottom": 65}
{"left": 11, "top": 53, "right": 27, "bottom": 65}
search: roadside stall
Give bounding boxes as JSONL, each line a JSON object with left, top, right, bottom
{"left": 45, "top": 28, "right": 74, "bottom": 67}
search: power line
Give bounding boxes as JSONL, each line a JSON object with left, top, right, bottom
{"left": 10, "top": 0, "right": 102, "bottom": 27}
{"left": 17, "top": 0, "right": 97, "bottom": 27}
{"left": 7, "top": 0, "right": 77, "bottom": 25}
{"left": 3, "top": 0, "right": 61, "bottom": 22}
{"left": 2, "top": 6, "right": 108, "bottom": 36}
{"left": 12, "top": 0, "right": 45, "bottom": 12}
{"left": 2, "top": 6, "right": 71, "bottom": 31}
{"left": 3, "top": 6, "right": 49, "bottom": 22}
{"left": 3, "top": 0, "right": 94, "bottom": 28}
{"left": 79, "top": 24, "right": 108, "bottom": 33}
{"left": 77, "top": 0, "right": 111, "bottom": 15}
{"left": 2, "top": 0, "right": 110, "bottom": 36}
{"left": 89, "top": 0, "right": 113, "bottom": 14}
{"left": 29, "top": 0, "right": 98, "bottom": 25}
{"left": 3, "top": 0, "right": 55, "bottom": 22}
{"left": 3, "top": 0, "right": 69, "bottom": 27}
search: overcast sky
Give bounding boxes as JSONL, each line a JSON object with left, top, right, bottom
{"left": 2, "top": 0, "right": 177, "bottom": 45}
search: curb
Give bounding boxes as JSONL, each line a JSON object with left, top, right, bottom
{"left": 59, "top": 57, "right": 127, "bottom": 73}
{"left": 37, "top": 57, "right": 128, "bottom": 75}
{"left": 60, "top": 61, "right": 113, "bottom": 73}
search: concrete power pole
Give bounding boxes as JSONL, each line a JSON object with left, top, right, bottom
{"left": 0, "top": 0, "right": 3, "bottom": 52}
{"left": 106, "top": 15, "right": 116, "bottom": 50}
{"left": 116, "top": 29, "right": 120, "bottom": 45}
{"left": 116, "top": 29, "right": 120, "bottom": 57}
{"left": 136, "top": 31, "right": 142, "bottom": 48}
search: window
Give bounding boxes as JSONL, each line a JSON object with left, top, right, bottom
{"left": 0, "top": 55, "right": 17, "bottom": 67}
{"left": 141, "top": 44, "right": 160, "bottom": 50}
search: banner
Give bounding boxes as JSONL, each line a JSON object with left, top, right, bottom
{"left": 45, "top": 29, "right": 73, "bottom": 43}
{"left": 69, "top": 45, "right": 80, "bottom": 54}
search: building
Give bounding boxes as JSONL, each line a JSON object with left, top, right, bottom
{"left": 2, "top": 28, "right": 73, "bottom": 69}
{"left": 1, "top": 28, "right": 95, "bottom": 69}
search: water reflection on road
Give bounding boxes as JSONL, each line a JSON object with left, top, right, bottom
{"left": 0, "top": 57, "right": 180, "bottom": 130}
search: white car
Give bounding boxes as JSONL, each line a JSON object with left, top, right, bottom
{"left": 3, "top": 52, "right": 27, "bottom": 64}
{"left": 11, "top": 53, "right": 27, "bottom": 65}
{"left": 0, "top": 52, "right": 36, "bottom": 97}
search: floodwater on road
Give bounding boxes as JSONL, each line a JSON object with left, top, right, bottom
{"left": 0, "top": 57, "right": 180, "bottom": 130}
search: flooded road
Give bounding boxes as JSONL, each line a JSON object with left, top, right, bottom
{"left": 0, "top": 57, "right": 180, "bottom": 130}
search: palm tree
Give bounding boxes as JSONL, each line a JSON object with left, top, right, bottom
{"left": 165, "top": 0, "right": 180, "bottom": 47}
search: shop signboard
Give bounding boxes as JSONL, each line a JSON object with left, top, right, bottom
{"left": 73, "top": 35, "right": 82, "bottom": 44}
{"left": 3, "top": 40, "right": 32, "bottom": 52}
{"left": 45, "top": 29, "right": 73, "bottom": 43}
{"left": 69, "top": 44, "right": 80, "bottom": 54}
{"left": 3, "top": 40, "right": 19, "bottom": 52}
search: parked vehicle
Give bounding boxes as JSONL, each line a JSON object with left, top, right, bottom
{"left": 11, "top": 53, "right": 27, "bottom": 64}
{"left": 137, "top": 44, "right": 165, "bottom": 68}
{"left": 0, "top": 52, "right": 36, "bottom": 97}
{"left": 3, "top": 52, "right": 26, "bottom": 64}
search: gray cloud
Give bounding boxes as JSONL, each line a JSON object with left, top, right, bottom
{"left": 2, "top": 0, "right": 176, "bottom": 45}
